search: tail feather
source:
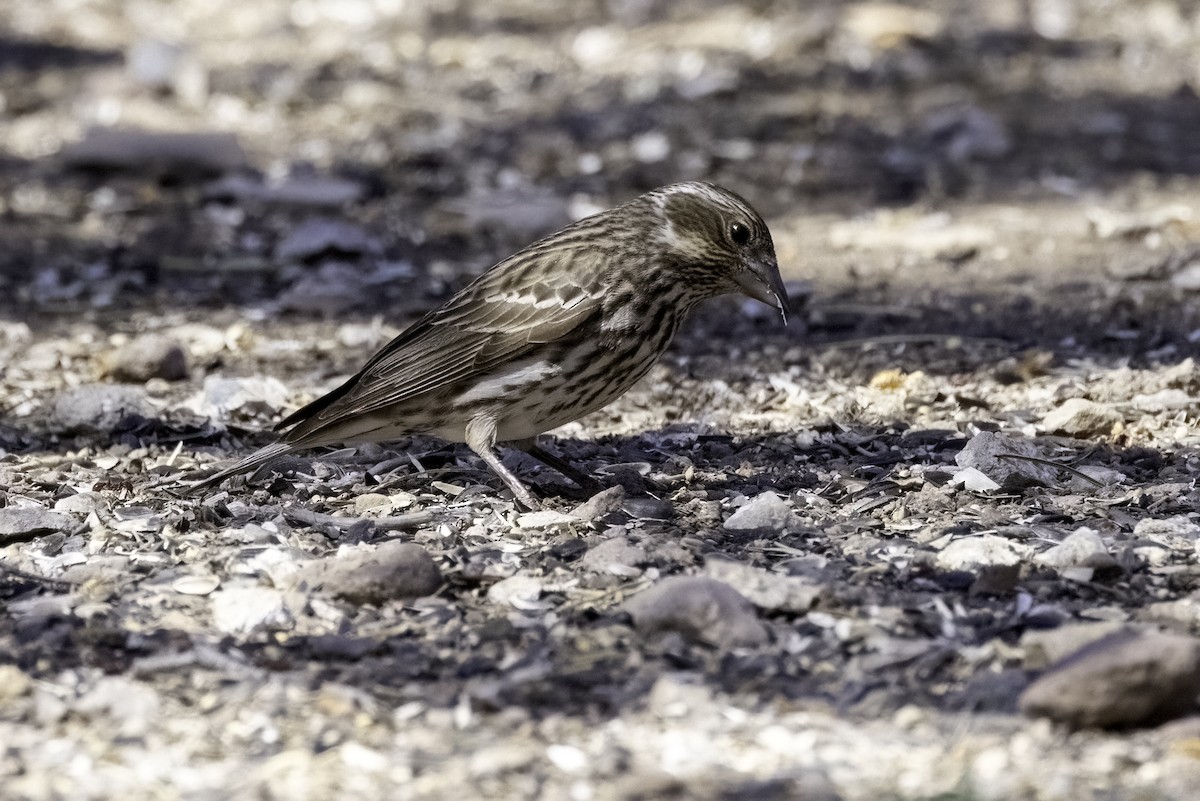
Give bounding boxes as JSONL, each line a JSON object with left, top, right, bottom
{"left": 187, "top": 442, "right": 297, "bottom": 494}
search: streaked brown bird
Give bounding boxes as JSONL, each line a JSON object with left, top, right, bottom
{"left": 194, "top": 182, "right": 789, "bottom": 508}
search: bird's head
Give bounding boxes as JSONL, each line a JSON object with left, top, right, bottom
{"left": 647, "top": 182, "right": 789, "bottom": 323}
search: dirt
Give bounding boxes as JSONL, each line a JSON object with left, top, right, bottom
{"left": 3, "top": 1, "right": 1200, "bottom": 799}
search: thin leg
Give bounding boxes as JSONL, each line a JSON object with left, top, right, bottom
{"left": 466, "top": 417, "right": 540, "bottom": 509}
{"left": 512, "top": 438, "right": 602, "bottom": 492}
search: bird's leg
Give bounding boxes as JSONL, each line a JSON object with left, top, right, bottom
{"left": 465, "top": 416, "right": 540, "bottom": 509}
{"left": 512, "top": 438, "right": 602, "bottom": 493}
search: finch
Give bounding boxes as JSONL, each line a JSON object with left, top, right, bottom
{"left": 194, "top": 181, "right": 789, "bottom": 508}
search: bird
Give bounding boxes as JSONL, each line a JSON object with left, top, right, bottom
{"left": 193, "top": 181, "right": 789, "bottom": 508}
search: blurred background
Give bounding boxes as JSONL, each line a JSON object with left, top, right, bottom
{"left": 2, "top": 0, "right": 1200, "bottom": 371}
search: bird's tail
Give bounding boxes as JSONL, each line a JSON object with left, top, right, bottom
{"left": 186, "top": 442, "right": 296, "bottom": 495}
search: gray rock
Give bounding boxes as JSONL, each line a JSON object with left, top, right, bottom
{"left": 51, "top": 384, "right": 154, "bottom": 433}
{"left": 702, "top": 557, "right": 822, "bottom": 613}
{"left": 955, "top": 431, "right": 1058, "bottom": 488}
{"left": 0, "top": 506, "right": 76, "bottom": 541}
{"left": 1042, "top": 398, "right": 1122, "bottom": 437}
{"left": 578, "top": 536, "right": 647, "bottom": 575}
{"left": 936, "top": 535, "right": 1025, "bottom": 571}
{"left": 1019, "top": 628, "right": 1200, "bottom": 728}
{"left": 104, "top": 334, "right": 188, "bottom": 382}
{"left": 299, "top": 541, "right": 442, "bottom": 604}
{"left": 623, "top": 576, "right": 768, "bottom": 648}
{"left": 724, "top": 492, "right": 796, "bottom": 533}
{"left": 62, "top": 128, "right": 245, "bottom": 176}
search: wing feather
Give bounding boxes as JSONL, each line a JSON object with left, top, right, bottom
{"left": 277, "top": 242, "right": 607, "bottom": 445}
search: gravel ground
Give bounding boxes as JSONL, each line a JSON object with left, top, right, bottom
{"left": 4, "top": 1, "right": 1200, "bottom": 799}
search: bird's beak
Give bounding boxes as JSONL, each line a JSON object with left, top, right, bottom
{"left": 733, "top": 259, "right": 790, "bottom": 324}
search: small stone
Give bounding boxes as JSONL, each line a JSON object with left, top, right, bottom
{"left": 954, "top": 431, "right": 1058, "bottom": 489}
{"left": 210, "top": 586, "right": 293, "bottom": 636}
{"left": 50, "top": 384, "right": 154, "bottom": 433}
{"left": 702, "top": 557, "right": 822, "bottom": 613}
{"left": 300, "top": 542, "right": 442, "bottom": 605}
{"left": 578, "top": 535, "right": 647, "bottom": 575}
{"left": 623, "top": 576, "right": 768, "bottom": 648}
{"left": 103, "top": 334, "right": 188, "bottom": 382}
{"left": 936, "top": 535, "right": 1025, "bottom": 571}
{"left": 1019, "top": 628, "right": 1200, "bottom": 728}
{"left": 724, "top": 492, "right": 797, "bottom": 533}
{"left": 0, "top": 506, "right": 76, "bottom": 541}
{"left": 1036, "top": 527, "right": 1120, "bottom": 572}
{"left": 570, "top": 486, "right": 625, "bottom": 522}
{"left": 1042, "top": 398, "right": 1122, "bottom": 437}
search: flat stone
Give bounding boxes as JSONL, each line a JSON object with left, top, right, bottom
{"left": 0, "top": 506, "right": 77, "bottom": 540}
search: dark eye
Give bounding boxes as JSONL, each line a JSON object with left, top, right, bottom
{"left": 729, "top": 222, "right": 751, "bottom": 246}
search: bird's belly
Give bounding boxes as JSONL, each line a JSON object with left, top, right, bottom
{"left": 488, "top": 338, "right": 665, "bottom": 442}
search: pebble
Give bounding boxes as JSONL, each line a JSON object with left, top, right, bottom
{"left": 1035, "top": 527, "right": 1120, "bottom": 572}
{"left": 724, "top": 492, "right": 797, "bottom": 533}
{"left": 569, "top": 486, "right": 625, "bottom": 522}
{"left": 298, "top": 542, "right": 442, "bottom": 605}
{"left": 50, "top": 384, "right": 154, "bottom": 433}
{"left": 1019, "top": 628, "right": 1200, "bottom": 728}
{"left": 1042, "top": 398, "right": 1122, "bottom": 437}
{"left": 623, "top": 576, "right": 769, "bottom": 648}
{"left": 103, "top": 334, "right": 189, "bottom": 382}
{"left": 578, "top": 535, "right": 647, "bottom": 575}
{"left": 702, "top": 557, "right": 822, "bottom": 613}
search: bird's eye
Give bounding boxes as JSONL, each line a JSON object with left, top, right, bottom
{"left": 729, "top": 222, "right": 751, "bottom": 246}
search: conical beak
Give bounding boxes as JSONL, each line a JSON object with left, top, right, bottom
{"left": 733, "top": 260, "right": 790, "bottom": 324}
